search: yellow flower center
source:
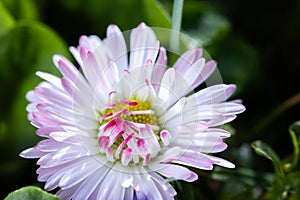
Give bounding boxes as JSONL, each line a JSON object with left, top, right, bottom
{"left": 97, "top": 98, "right": 168, "bottom": 166}
{"left": 100, "top": 99, "right": 158, "bottom": 126}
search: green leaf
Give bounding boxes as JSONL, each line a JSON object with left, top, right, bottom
{"left": 212, "top": 167, "right": 257, "bottom": 186}
{"left": 4, "top": 186, "right": 58, "bottom": 200}
{"left": 286, "top": 171, "right": 300, "bottom": 200}
{"left": 289, "top": 121, "right": 300, "bottom": 169}
{"left": 142, "top": 0, "right": 171, "bottom": 28}
{"left": 0, "top": 20, "right": 69, "bottom": 115}
{"left": 0, "top": 19, "right": 69, "bottom": 190}
{"left": 0, "top": 1, "right": 15, "bottom": 36}
{"left": 2, "top": 0, "right": 39, "bottom": 20}
{"left": 187, "top": 11, "right": 231, "bottom": 46}
{"left": 251, "top": 140, "right": 286, "bottom": 181}
{"left": 0, "top": 19, "right": 69, "bottom": 162}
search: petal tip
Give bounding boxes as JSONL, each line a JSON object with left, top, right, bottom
{"left": 186, "top": 172, "right": 198, "bottom": 182}
{"left": 138, "top": 22, "right": 147, "bottom": 29}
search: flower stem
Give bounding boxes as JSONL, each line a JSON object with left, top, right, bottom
{"left": 250, "top": 92, "right": 300, "bottom": 140}
{"left": 170, "top": 0, "right": 184, "bottom": 51}
{"left": 261, "top": 92, "right": 300, "bottom": 128}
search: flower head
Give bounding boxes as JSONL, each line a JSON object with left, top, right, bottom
{"left": 21, "top": 23, "right": 245, "bottom": 199}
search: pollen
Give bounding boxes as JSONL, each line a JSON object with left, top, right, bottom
{"left": 100, "top": 99, "right": 158, "bottom": 126}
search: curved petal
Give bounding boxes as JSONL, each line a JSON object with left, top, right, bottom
{"left": 129, "top": 23, "right": 159, "bottom": 69}
{"left": 191, "top": 60, "right": 217, "bottom": 89}
{"left": 157, "top": 164, "right": 198, "bottom": 182}
{"left": 71, "top": 166, "right": 110, "bottom": 200}
{"left": 104, "top": 24, "right": 128, "bottom": 73}
{"left": 186, "top": 84, "right": 237, "bottom": 108}
{"left": 208, "top": 155, "right": 235, "bottom": 168}
{"left": 172, "top": 151, "right": 214, "bottom": 170}
{"left": 19, "top": 147, "right": 46, "bottom": 158}
{"left": 152, "top": 47, "right": 168, "bottom": 93}
{"left": 174, "top": 48, "right": 203, "bottom": 74}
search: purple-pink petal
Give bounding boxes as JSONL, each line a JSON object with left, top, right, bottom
{"left": 157, "top": 164, "right": 198, "bottom": 182}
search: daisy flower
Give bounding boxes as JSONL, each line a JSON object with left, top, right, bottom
{"left": 20, "top": 23, "right": 245, "bottom": 199}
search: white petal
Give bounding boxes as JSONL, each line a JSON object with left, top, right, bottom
{"left": 61, "top": 77, "right": 97, "bottom": 117}
{"left": 178, "top": 121, "right": 209, "bottom": 134}
{"left": 96, "top": 170, "right": 124, "bottom": 199}
{"left": 155, "top": 147, "right": 181, "bottom": 163}
{"left": 59, "top": 158, "right": 102, "bottom": 189}
{"left": 182, "top": 102, "right": 245, "bottom": 124}
{"left": 69, "top": 46, "right": 83, "bottom": 66}
{"left": 56, "top": 184, "right": 80, "bottom": 200}
{"left": 179, "top": 58, "right": 205, "bottom": 86}
{"left": 81, "top": 45, "right": 111, "bottom": 92}
{"left": 52, "top": 55, "right": 93, "bottom": 96}
{"left": 208, "top": 155, "right": 235, "bottom": 168}
{"left": 31, "top": 112, "right": 64, "bottom": 128}
{"left": 191, "top": 60, "right": 217, "bottom": 89}
{"left": 152, "top": 47, "right": 167, "bottom": 93}
{"left": 49, "top": 131, "right": 78, "bottom": 143}
{"left": 79, "top": 35, "right": 102, "bottom": 50}
{"left": 36, "top": 71, "right": 63, "bottom": 90}
{"left": 37, "top": 146, "right": 90, "bottom": 167}
{"left": 209, "top": 115, "right": 237, "bottom": 126}
{"left": 102, "top": 60, "right": 120, "bottom": 89}
{"left": 34, "top": 86, "right": 72, "bottom": 109}
{"left": 36, "top": 139, "right": 78, "bottom": 152}
{"left": 104, "top": 24, "right": 128, "bottom": 73}
{"left": 173, "top": 151, "right": 214, "bottom": 170}
{"left": 72, "top": 166, "right": 110, "bottom": 200}
{"left": 174, "top": 48, "right": 203, "bottom": 73}
{"left": 26, "top": 90, "right": 39, "bottom": 102}
{"left": 130, "top": 23, "right": 159, "bottom": 69}
{"left": 123, "top": 188, "right": 134, "bottom": 200}
{"left": 174, "top": 128, "right": 230, "bottom": 153}
{"left": 159, "top": 97, "right": 186, "bottom": 126}
{"left": 139, "top": 126, "right": 161, "bottom": 157}
{"left": 36, "top": 127, "right": 63, "bottom": 137}
{"left": 157, "top": 164, "right": 198, "bottom": 182}
{"left": 131, "top": 172, "right": 164, "bottom": 200}
{"left": 158, "top": 68, "right": 175, "bottom": 101}
{"left": 19, "top": 147, "right": 46, "bottom": 158}
{"left": 150, "top": 172, "right": 177, "bottom": 198}
{"left": 186, "top": 84, "right": 237, "bottom": 108}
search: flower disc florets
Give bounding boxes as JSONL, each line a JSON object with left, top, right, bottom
{"left": 97, "top": 97, "right": 166, "bottom": 166}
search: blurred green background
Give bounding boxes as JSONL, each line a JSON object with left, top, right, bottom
{"left": 1, "top": 0, "right": 300, "bottom": 199}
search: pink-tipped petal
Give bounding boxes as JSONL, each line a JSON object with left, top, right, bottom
{"left": 209, "top": 155, "right": 235, "bottom": 168}
{"left": 100, "top": 112, "right": 113, "bottom": 121}
{"left": 157, "top": 164, "right": 198, "bottom": 182}
{"left": 152, "top": 47, "right": 167, "bottom": 92}
{"left": 36, "top": 71, "right": 63, "bottom": 90}
{"left": 191, "top": 60, "right": 217, "bottom": 89}
{"left": 106, "top": 147, "right": 115, "bottom": 162}
{"left": 173, "top": 151, "right": 214, "bottom": 170}
{"left": 98, "top": 136, "right": 110, "bottom": 153}
{"left": 130, "top": 23, "right": 159, "bottom": 69}
{"left": 174, "top": 48, "right": 203, "bottom": 74}
{"left": 143, "top": 153, "right": 151, "bottom": 165}
{"left": 121, "top": 148, "right": 132, "bottom": 166}
{"left": 104, "top": 24, "right": 128, "bottom": 72}
{"left": 136, "top": 138, "right": 147, "bottom": 152}
{"left": 160, "top": 130, "right": 172, "bottom": 146}
{"left": 115, "top": 133, "right": 134, "bottom": 158}
{"left": 119, "top": 98, "right": 138, "bottom": 106}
